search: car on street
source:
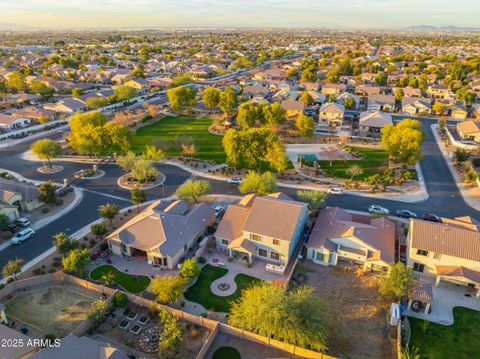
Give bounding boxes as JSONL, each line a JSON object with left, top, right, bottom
{"left": 14, "top": 218, "right": 30, "bottom": 227}
{"left": 327, "top": 188, "right": 343, "bottom": 195}
{"left": 422, "top": 213, "right": 442, "bottom": 223}
{"left": 368, "top": 205, "right": 389, "bottom": 215}
{"left": 11, "top": 228, "right": 35, "bottom": 244}
{"left": 7, "top": 223, "right": 19, "bottom": 233}
{"left": 227, "top": 178, "right": 242, "bottom": 184}
{"left": 396, "top": 209, "right": 417, "bottom": 219}
{"left": 214, "top": 205, "right": 224, "bottom": 217}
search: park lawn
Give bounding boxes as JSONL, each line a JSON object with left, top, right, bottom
{"left": 409, "top": 307, "right": 480, "bottom": 359}
{"left": 90, "top": 265, "right": 151, "bottom": 293}
{"left": 131, "top": 115, "right": 226, "bottom": 163}
{"left": 184, "top": 264, "right": 262, "bottom": 313}
{"left": 318, "top": 146, "right": 388, "bottom": 180}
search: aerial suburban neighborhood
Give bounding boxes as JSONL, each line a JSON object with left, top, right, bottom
{"left": 0, "top": 1, "right": 479, "bottom": 359}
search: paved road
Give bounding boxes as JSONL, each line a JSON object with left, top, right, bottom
{"left": 0, "top": 115, "right": 478, "bottom": 273}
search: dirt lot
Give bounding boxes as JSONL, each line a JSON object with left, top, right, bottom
{"left": 302, "top": 261, "right": 396, "bottom": 359}
{"left": 5, "top": 285, "right": 99, "bottom": 338}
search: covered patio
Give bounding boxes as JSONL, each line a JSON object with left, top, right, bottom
{"left": 227, "top": 237, "right": 255, "bottom": 264}
{"left": 435, "top": 265, "right": 480, "bottom": 297}
{"left": 407, "top": 282, "right": 434, "bottom": 315}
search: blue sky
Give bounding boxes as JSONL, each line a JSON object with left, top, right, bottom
{"left": 1, "top": 0, "right": 479, "bottom": 29}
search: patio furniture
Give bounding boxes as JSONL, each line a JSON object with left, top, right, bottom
{"left": 265, "top": 262, "right": 286, "bottom": 275}
{"left": 217, "top": 262, "right": 226, "bottom": 267}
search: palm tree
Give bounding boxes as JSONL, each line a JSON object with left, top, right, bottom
{"left": 100, "top": 271, "right": 115, "bottom": 286}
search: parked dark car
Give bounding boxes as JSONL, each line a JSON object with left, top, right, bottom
{"left": 7, "top": 223, "right": 19, "bottom": 233}
{"left": 422, "top": 213, "right": 442, "bottom": 223}
{"left": 396, "top": 209, "right": 417, "bottom": 219}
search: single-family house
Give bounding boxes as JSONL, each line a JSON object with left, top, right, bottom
{"left": 0, "top": 114, "right": 31, "bottom": 131}
{"left": 321, "top": 84, "right": 346, "bottom": 96}
{"left": 11, "top": 107, "right": 56, "bottom": 122}
{"left": 358, "top": 111, "right": 393, "bottom": 137}
{"left": 407, "top": 216, "right": 480, "bottom": 296}
{"left": 0, "top": 178, "right": 43, "bottom": 212}
{"left": 44, "top": 98, "right": 87, "bottom": 114}
{"left": 214, "top": 193, "right": 308, "bottom": 266}
{"left": 306, "top": 207, "right": 395, "bottom": 270}
{"left": 427, "top": 85, "right": 450, "bottom": 99}
{"left": 317, "top": 102, "right": 345, "bottom": 133}
{"left": 280, "top": 99, "right": 305, "bottom": 118}
{"left": 107, "top": 200, "right": 215, "bottom": 269}
{"left": 402, "top": 97, "right": 432, "bottom": 115}
{"left": 30, "top": 335, "right": 129, "bottom": 359}
{"left": 336, "top": 92, "right": 360, "bottom": 109}
{"left": 367, "top": 94, "right": 396, "bottom": 112}
{"left": 456, "top": 120, "right": 480, "bottom": 142}
{"left": 242, "top": 86, "right": 269, "bottom": 99}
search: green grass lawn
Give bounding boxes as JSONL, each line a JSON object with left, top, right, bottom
{"left": 409, "top": 307, "right": 480, "bottom": 359}
{"left": 89, "top": 264, "right": 151, "bottom": 293}
{"left": 131, "top": 115, "right": 226, "bottom": 163}
{"left": 183, "top": 264, "right": 262, "bottom": 313}
{"left": 317, "top": 146, "right": 388, "bottom": 180}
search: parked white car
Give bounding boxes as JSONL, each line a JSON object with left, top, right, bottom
{"left": 368, "top": 205, "right": 390, "bottom": 215}
{"left": 11, "top": 228, "right": 35, "bottom": 244}
{"left": 327, "top": 188, "right": 343, "bottom": 195}
{"left": 227, "top": 178, "right": 242, "bottom": 184}
{"left": 214, "top": 205, "right": 224, "bottom": 217}
{"left": 14, "top": 217, "right": 30, "bottom": 227}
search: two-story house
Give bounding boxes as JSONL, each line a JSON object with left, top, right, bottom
{"left": 407, "top": 216, "right": 480, "bottom": 296}
{"left": 317, "top": 102, "right": 345, "bottom": 134}
{"left": 306, "top": 207, "right": 395, "bottom": 271}
{"left": 214, "top": 193, "right": 308, "bottom": 268}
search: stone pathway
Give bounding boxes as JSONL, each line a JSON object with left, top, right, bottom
{"left": 210, "top": 272, "right": 237, "bottom": 296}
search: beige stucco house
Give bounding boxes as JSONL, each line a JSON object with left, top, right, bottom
{"left": 457, "top": 120, "right": 480, "bottom": 142}
{"left": 306, "top": 207, "right": 396, "bottom": 271}
{"left": 214, "top": 193, "right": 308, "bottom": 266}
{"left": 317, "top": 102, "right": 345, "bottom": 133}
{"left": 407, "top": 216, "right": 480, "bottom": 296}
{"left": 358, "top": 111, "right": 393, "bottom": 138}
{"left": 0, "top": 179, "right": 43, "bottom": 212}
{"left": 107, "top": 200, "right": 215, "bottom": 269}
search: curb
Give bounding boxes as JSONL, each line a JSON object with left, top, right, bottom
{"left": 430, "top": 124, "right": 480, "bottom": 212}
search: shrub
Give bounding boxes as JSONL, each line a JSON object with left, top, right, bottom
{"left": 1, "top": 231, "right": 12, "bottom": 239}
{"left": 91, "top": 223, "right": 108, "bottom": 237}
{"left": 0, "top": 283, "right": 4, "bottom": 289}
{"left": 41, "top": 207, "right": 49, "bottom": 214}
{"left": 227, "top": 256, "right": 233, "bottom": 262}
{"left": 114, "top": 292, "right": 128, "bottom": 307}
{"left": 56, "top": 198, "right": 63, "bottom": 206}
{"left": 198, "top": 257, "right": 206, "bottom": 264}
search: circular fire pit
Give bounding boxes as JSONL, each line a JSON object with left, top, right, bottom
{"left": 138, "top": 326, "right": 161, "bottom": 353}
{"left": 217, "top": 282, "right": 230, "bottom": 291}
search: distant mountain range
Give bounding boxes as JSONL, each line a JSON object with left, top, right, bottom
{"left": 406, "top": 25, "right": 480, "bottom": 31}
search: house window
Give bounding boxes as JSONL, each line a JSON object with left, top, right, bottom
{"left": 221, "top": 239, "right": 229, "bottom": 246}
{"left": 272, "top": 239, "right": 280, "bottom": 246}
{"left": 250, "top": 233, "right": 261, "bottom": 242}
{"left": 315, "top": 251, "right": 328, "bottom": 263}
{"left": 258, "top": 248, "right": 268, "bottom": 258}
{"left": 413, "top": 263, "right": 425, "bottom": 272}
{"left": 416, "top": 249, "right": 429, "bottom": 257}
{"left": 270, "top": 252, "right": 280, "bottom": 261}
{"left": 433, "top": 252, "right": 442, "bottom": 260}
